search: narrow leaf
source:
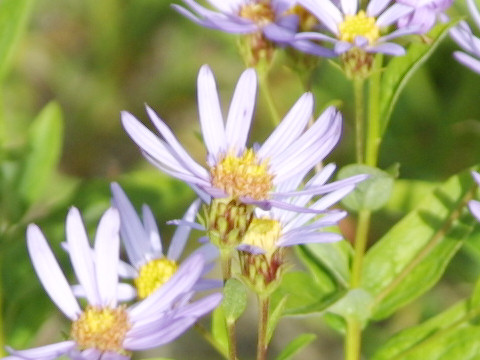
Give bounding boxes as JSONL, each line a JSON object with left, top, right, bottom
{"left": 211, "top": 307, "right": 229, "bottom": 355}
{"left": 372, "top": 300, "right": 480, "bottom": 360}
{"left": 18, "top": 102, "right": 63, "bottom": 204}
{"left": 222, "top": 278, "right": 247, "bottom": 323}
{"left": 362, "top": 167, "right": 478, "bottom": 320}
{"left": 276, "top": 333, "right": 317, "bottom": 360}
{"left": 0, "top": 0, "right": 35, "bottom": 81}
{"left": 379, "top": 21, "right": 454, "bottom": 135}
{"left": 267, "top": 295, "right": 288, "bottom": 344}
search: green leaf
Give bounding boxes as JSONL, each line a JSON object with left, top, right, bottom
{"left": 0, "top": 0, "right": 35, "bottom": 81}
{"left": 372, "top": 300, "right": 480, "bottom": 360}
{"left": 267, "top": 295, "right": 288, "bottom": 343}
{"left": 379, "top": 21, "right": 455, "bottom": 135}
{"left": 328, "top": 289, "right": 374, "bottom": 325}
{"left": 211, "top": 307, "right": 229, "bottom": 355}
{"left": 272, "top": 271, "right": 345, "bottom": 316}
{"left": 276, "top": 333, "right": 317, "bottom": 360}
{"left": 362, "top": 166, "right": 478, "bottom": 320}
{"left": 18, "top": 102, "right": 63, "bottom": 204}
{"left": 222, "top": 278, "right": 247, "bottom": 323}
{"left": 296, "top": 241, "right": 352, "bottom": 289}
{"left": 385, "top": 179, "right": 438, "bottom": 214}
{"left": 338, "top": 164, "right": 396, "bottom": 212}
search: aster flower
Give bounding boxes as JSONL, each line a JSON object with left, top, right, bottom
{"left": 295, "top": 0, "right": 419, "bottom": 55}
{"left": 396, "top": 0, "right": 453, "bottom": 34}
{"left": 450, "top": 0, "right": 480, "bottom": 74}
{"left": 238, "top": 162, "right": 353, "bottom": 255}
{"left": 110, "top": 182, "right": 220, "bottom": 299}
{"left": 236, "top": 163, "right": 355, "bottom": 293}
{"left": 121, "top": 65, "right": 366, "bottom": 214}
{"left": 468, "top": 171, "right": 480, "bottom": 221}
{"left": 4, "top": 207, "right": 221, "bottom": 360}
{"left": 172, "top": 0, "right": 334, "bottom": 56}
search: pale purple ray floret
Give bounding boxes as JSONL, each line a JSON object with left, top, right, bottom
{"left": 172, "top": 0, "right": 334, "bottom": 56}
{"left": 294, "top": 0, "right": 419, "bottom": 55}
{"left": 4, "top": 207, "right": 221, "bottom": 360}
{"left": 237, "top": 163, "right": 354, "bottom": 254}
{"left": 468, "top": 171, "right": 480, "bottom": 222}
{"left": 450, "top": 0, "right": 480, "bottom": 74}
{"left": 121, "top": 64, "right": 367, "bottom": 213}
{"left": 111, "top": 182, "right": 221, "bottom": 296}
{"left": 396, "top": 0, "right": 453, "bottom": 34}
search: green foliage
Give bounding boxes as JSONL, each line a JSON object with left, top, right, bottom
{"left": 211, "top": 307, "right": 229, "bottom": 355}
{"left": 338, "top": 164, "right": 397, "bottom": 212}
{"left": 362, "top": 166, "right": 478, "bottom": 320}
{"left": 271, "top": 271, "right": 345, "bottom": 316}
{"left": 0, "top": 0, "right": 34, "bottom": 81}
{"left": 379, "top": 21, "right": 454, "bottom": 135}
{"left": 18, "top": 102, "right": 64, "bottom": 205}
{"left": 267, "top": 295, "right": 288, "bottom": 343}
{"left": 275, "top": 333, "right": 317, "bottom": 360}
{"left": 371, "top": 300, "right": 480, "bottom": 360}
{"left": 222, "top": 278, "right": 247, "bottom": 323}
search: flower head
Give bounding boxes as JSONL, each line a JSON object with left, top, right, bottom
{"left": 237, "top": 163, "right": 356, "bottom": 293}
{"left": 122, "top": 65, "right": 365, "bottom": 213}
{"left": 238, "top": 162, "right": 354, "bottom": 256}
{"left": 396, "top": 0, "right": 453, "bottom": 34}
{"left": 111, "top": 182, "right": 220, "bottom": 299}
{"left": 172, "top": 0, "right": 333, "bottom": 56}
{"left": 450, "top": 0, "right": 480, "bottom": 74}
{"left": 5, "top": 207, "right": 221, "bottom": 360}
{"left": 295, "top": 0, "right": 419, "bottom": 56}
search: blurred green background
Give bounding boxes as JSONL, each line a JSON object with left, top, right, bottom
{"left": 2, "top": 0, "right": 480, "bottom": 359}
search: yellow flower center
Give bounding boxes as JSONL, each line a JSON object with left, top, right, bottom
{"left": 338, "top": 11, "right": 380, "bottom": 44}
{"left": 134, "top": 258, "right": 178, "bottom": 299}
{"left": 71, "top": 306, "right": 130, "bottom": 353}
{"left": 210, "top": 149, "right": 273, "bottom": 200}
{"left": 243, "top": 218, "right": 281, "bottom": 253}
{"left": 239, "top": 1, "right": 276, "bottom": 26}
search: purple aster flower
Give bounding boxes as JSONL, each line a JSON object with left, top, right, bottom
{"left": 4, "top": 207, "right": 221, "bottom": 360}
{"left": 469, "top": 171, "right": 480, "bottom": 221}
{"left": 294, "top": 0, "right": 419, "bottom": 55}
{"left": 237, "top": 162, "right": 354, "bottom": 255}
{"left": 450, "top": 0, "right": 480, "bottom": 74}
{"left": 396, "top": 0, "right": 453, "bottom": 33}
{"left": 110, "top": 182, "right": 220, "bottom": 299}
{"left": 172, "top": 0, "right": 334, "bottom": 56}
{"left": 121, "top": 65, "right": 366, "bottom": 213}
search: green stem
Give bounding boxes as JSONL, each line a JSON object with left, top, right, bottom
{"left": 227, "top": 320, "right": 238, "bottom": 360}
{"left": 365, "top": 54, "right": 383, "bottom": 167}
{"left": 220, "top": 249, "right": 237, "bottom": 360}
{"left": 345, "top": 210, "right": 371, "bottom": 360}
{"left": 353, "top": 78, "right": 365, "bottom": 164}
{"left": 194, "top": 323, "right": 229, "bottom": 359}
{"left": 257, "top": 295, "right": 269, "bottom": 360}
{"left": 220, "top": 249, "right": 232, "bottom": 282}
{"left": 259, "top": 73, "right": 281, "bottom": 126}
{"left": 345, "top": 317, "right": 361, "bottom": 360}
{"left": 351, "top": 210, "right": 371, "bottom": 288}
{"left": 374, "top": 185, "right": 476, "bottom": 306}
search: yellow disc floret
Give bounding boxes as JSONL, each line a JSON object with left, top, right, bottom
{"left": 210, "top": 149, "right": 273, "bottom": 200}
{"left": 243, "top": 218, "right": 282, "bottom": 254}
{"left": 339, "top": 11, "right": 380, "bottom": 44}
{"left": 287, "top": 5, "right": 318, "bottom": 31}
{"left": 239, "top": 0, "right": 276, "bottom": 26}
{"left": 71, "top": 305, "right": 130, "bottom": 353}
{"left": 134, "top": 258, "right": 178, "bottom": 299}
